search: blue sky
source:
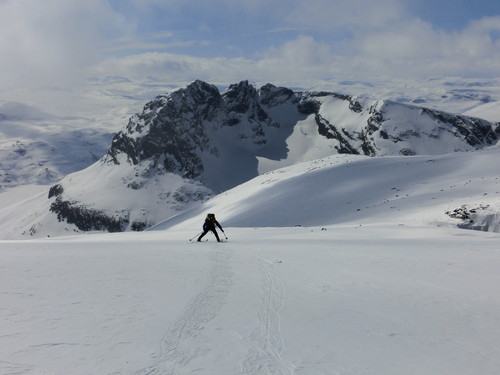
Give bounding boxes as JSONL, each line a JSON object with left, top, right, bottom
{"left": 1, "top": 0, "right": 499, "bottom": 99}
{"left": 105, "top": 0, "right": 500, "bottom": 62}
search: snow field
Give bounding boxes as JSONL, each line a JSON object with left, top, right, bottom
{"left": 1, "top": 225, "right": 500, "bottom": 375}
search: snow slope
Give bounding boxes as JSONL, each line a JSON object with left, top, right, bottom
{"left": 152, "top": 147, "right": 500, "bottom": 233}
{"left": 1, "top": 225, "right": 499, "bottom": 375}
{"left": 2, "top": 143, "right": 500, "bottom": 374}
{"left": 3, "top": 146, "right": 500, "bottom": 239}
{"left": 465, "top": 101, "right": 500, "bottom": 123}
{"left": 0, "top": 158, "right": 213, "bottom": 239}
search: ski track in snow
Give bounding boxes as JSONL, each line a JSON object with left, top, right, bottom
{"left": 135, "top": 249, "right": 233, "bottom": 375}
{"left": 133, "top": 245, "right": 292, "bottom": 375}
{"left": 241, "top": 252, "right": 291, "bottom": 375}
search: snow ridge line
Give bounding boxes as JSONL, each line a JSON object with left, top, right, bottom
{"left": 135, "top": 249, "right": 233, "bottom": 375}
{"left": 241, "top": 256, "right": 291, "bottom": 375}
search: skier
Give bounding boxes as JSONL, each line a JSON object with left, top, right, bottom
{"left": 198, "top": 213, "right": 224, "bottom": 242}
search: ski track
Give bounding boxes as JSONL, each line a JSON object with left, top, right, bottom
{"left": 133, "top": 245, "right": 292, "bottom": 375}
{"left": 241, "top": 253, "right": 291, "bottom": 375}
{"left": 135, "top": 248, "right": 233, "bottom": 375}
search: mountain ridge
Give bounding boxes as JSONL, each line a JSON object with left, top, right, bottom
{"left": 2, "top": 80, "right": 500, "bottom": 237}
{"left": 105, "top": 80, "right": 499, "bottom": 185}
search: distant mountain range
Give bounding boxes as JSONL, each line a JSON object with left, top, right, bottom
{"left": 2, "top": 80, "right": 499, "bottom": 237}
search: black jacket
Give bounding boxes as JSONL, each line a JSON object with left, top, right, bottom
{"left": 203, "top": 217, "right": 222, "bottom": 231}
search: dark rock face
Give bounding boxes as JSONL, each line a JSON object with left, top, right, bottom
{"left": 50, "top": 198, "right": 128, "bottom": 232}
{"left": 315, "top": 114, "right": 360, "bottom": 154}
{"left": 259, "top": 84, "right": 295, "bottom": 106}
{"left": 48, "top": 184, "right": 64, "bottom": 199}
{"left": 221, "top": 80, "right": 276, "bottom": 145}
{"left": 48, "top": 80, "right": 500, "bottom": 234}
{"left": 421, "top": 108, "right": 498, "bottom": 146}
{"left": 108, "top": 80, "right": 499, "bottom": 169}
{"left": 108, "top": 80, "right": 222, "bottom": 179}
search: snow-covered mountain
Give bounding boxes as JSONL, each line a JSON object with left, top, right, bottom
{"left": 106, "top": 79, "right": 499, "bottom": 188}
{"left": 0, "top": 102, "right": 126, "bottom": 189}
{"left": 2, "top": 80, "right": 499, "bottom": 238}
{"left": 2, "top": 77, "right": 500, "bottom": 189}
{"left": 152, "top": 147, "right": 500, "bottom": 233}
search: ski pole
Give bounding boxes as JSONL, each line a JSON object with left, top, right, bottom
{"left": 189, "top": 232, "right": 202, "bottom": 241}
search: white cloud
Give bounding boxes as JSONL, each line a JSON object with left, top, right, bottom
{"left": 1, "top": 0, "right": 499, "bottom": 115}
{"left": 94, "top": 36, "right": 340, "bottom": 88}
{"left": 95, "top": 52, "right": 254, "bottom": 85}
{"left": 260, "top": 35, "right": 333, "bottom": 67}
{"left": 466, "top": 16, "right": 500, "bottom": 34}
{"left": 3, "top": 0, "right": 498, "bottom": 92}
{"left": 0, "top": 0, "right": 129, "bottom": 89}
{"left": 348, "top": 15, "right": 500, "bottom": 78}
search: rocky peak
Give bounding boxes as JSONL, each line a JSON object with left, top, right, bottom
{"left": 220, "top": 81, "right": 279, "bottom": 139}
{"left": 162, "top": 79, "right": 222, "bottom": 122}
{"left": 182, "top": 80, "right": 222, "bottom": 114}
{"left": 106, "top": 82, "right": 223, "bottom": 177}
{"left": 223, "top": 80, "right": 257, "bottom": 113}
{"left": 259, "top": 84, "right": 296, "bottom": 107}
{"left": 45, "top": 80, "right": 500, "bottom": 235}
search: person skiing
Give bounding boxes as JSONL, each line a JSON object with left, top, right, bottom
{"left": 197, "top": 213, "right": 224, "bottom": 242}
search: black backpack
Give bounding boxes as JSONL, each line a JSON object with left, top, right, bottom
{"left": 203, "top": 213, "right": 216, "bottom": 230}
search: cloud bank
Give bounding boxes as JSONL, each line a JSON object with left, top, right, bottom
{"left": 1, "top": 0, "right": 499, "bottom": 111}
